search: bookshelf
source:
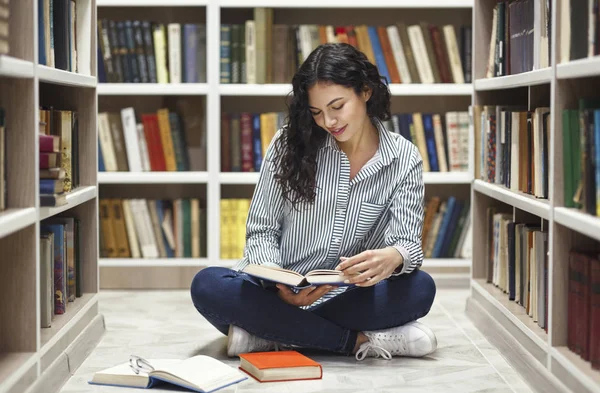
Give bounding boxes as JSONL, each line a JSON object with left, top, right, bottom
{"left": 0, "top": 0, "right": 102, "bottom": 393}
{"left": 96, "top": 0, "right": 475, "bottom": 289}
{"left": 467, "top": 1, "right": 600, "bottom": 392}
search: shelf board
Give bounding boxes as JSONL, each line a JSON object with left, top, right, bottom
{"left": 37, "top": 65, "right": 96, "bottom": 88}
{"left": 474, "top": 68, "right": 552, "bottom": 91}
{"left": 220, "top": 171, "right": 472, "bottom": 185}
{"left": 472, "top": 278, "right": 549, "bottom": 354}
{"left": 0, "top": 56, "right": 34, "bottom": 78}
{"left": 98, "top": 171, "right": 209, "bottom": 184}
{"left": 219, "top": 83, "right": 473, "bottom": 96}
{"left": 550, "top": 347, "right": 600, "bottom": 393}
{"left": 0, "top": 352, "right": 36, "bottom": 393}
{"left": 424, "top": 258, "right": 471, "bottom": 268}
{"left": 0, "top": 208, "right": 36, "bottom": 239}
{"left": 39, "top": 293, "right": 98, "bottom": 356}
{"left": 473, "top": 180, "right": 550, "bottom": 219}
{"left": 557, "top": 56, "right": 600, "bottom": 79}
{"left": 220, "top": 172, "right": 260, "bottom": 184}
{"left": 554, "top": 207, "right": 600, "bottom": 242}
{"left": 39, "top": 186, "right": 97, "bottom": 221}
{"left": 219, "top": 0, "right": 473, "bottom": 7}
{"left": 389, "top": 83, "right": 473, "bottom": 96}
{"left": 100, "top": 258, "right": 208, "bottom": 267}
{"left": 423, "top": 171, "right": 472, "bottom": 184}
{"left": 98, "top": 0, "right": 208, "bottom": 5}
{"left": 98, "top": 83, "right": 209, "bottom": 95}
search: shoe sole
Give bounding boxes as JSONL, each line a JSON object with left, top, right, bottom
{"left": 409, "top": 321, "right": 438, "bottom": 355}
{"left": 226, "top": 324, "right": 240, "bottom": 357}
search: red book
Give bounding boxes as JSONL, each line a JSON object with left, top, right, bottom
{"left": 240, "top": 113, "right": 255, "bottom": 172}
{"left": 238, "top": 351, "right": 322, "bottom": 382}
{"left": 40, "top": 152, "right": 59, "bottom": 168}
{"left": 39, "top": 134, "right": 60, "bottom": 152}
{"left": 141, "top": 114, "right": 167, "bottom": 171}
{"left": 591, "top": 257, "right": 600, "bottom": 370}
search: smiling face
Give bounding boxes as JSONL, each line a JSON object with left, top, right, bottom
{"left": 307, "top": 81, "right": 373, "bottom": 144}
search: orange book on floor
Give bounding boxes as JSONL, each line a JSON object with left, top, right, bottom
{"left": 238, "top": 350, "right": 322, "bottom": 382}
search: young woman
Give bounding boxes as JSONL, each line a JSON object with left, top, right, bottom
{"left": 191, "top": 43, "right": 437, "bottom": 361}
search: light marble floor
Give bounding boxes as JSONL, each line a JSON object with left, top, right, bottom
{"left": 60, "top": 288, "right": 535, "bottom": 393}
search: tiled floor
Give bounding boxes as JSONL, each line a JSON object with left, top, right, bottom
{"left": 60, "top": 288, "right": 534, "bottom": 393}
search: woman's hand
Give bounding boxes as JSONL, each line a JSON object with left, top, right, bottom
{"left": 275, "top": 284, "right": 336, "bottom": 307}
{"left": 335, "top": 247, "right": 403, "bottom": 287}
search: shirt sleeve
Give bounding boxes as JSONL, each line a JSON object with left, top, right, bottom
{"left": 385, "top": 145, "right": 425, "bottom": 275}
{"left": 233, "top": 133, "right": 285, "bottom": 271}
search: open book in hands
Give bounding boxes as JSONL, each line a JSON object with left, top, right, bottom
{"left": 241, "top": 264, "right": 356, "bottom": 289}
{"left": 88, "top": 355, "right": 246, "bottom": 392}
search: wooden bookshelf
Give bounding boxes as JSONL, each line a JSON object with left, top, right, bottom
{"left": 0, "top": 0, "right": 102, "bottom": 392}
{"left": 467, "top": 1, "right": 600, "bottom": 392}
{"left": 96, "top": 0, "right": 474, "bottom": 289}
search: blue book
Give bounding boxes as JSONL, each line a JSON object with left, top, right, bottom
{"left": 252, "top": 114, "right": 262, "bottom": 171}
{"left": 431, "top": 197, "right": 457, "bottom": 258}
{"left": 41, "top": 224, "right": 66, "bottom": 314}
{"left": 38, "top": 0, "right": 46, "bottom": 65}
{"left": 88, "top": 355, "right": 247, "bottom": 392}
{"left": 422, "top": 114, "right": 439, "bottom": 171}
{"left": 367, "top": 26, "right": 390, "bottom": 84}
{"left": 183, "top": 24, "right": 198, "bottom": 83}
{"left": 98, "top": 142, "right": 106, "bottom": 172}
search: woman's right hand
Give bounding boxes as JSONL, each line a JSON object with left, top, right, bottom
{"left": 275, "top": 284, "right": 336, "bottom": 307}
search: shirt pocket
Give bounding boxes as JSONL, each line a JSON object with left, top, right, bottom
{"left": 354, "top": 201, "right": 386, "bottom": 239}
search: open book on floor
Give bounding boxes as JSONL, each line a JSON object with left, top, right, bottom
{"left": 241, "top": 264, "right": 356, "bottom": 288}
{"left": 89, "top": 355, "right": 247, "bottom": 392}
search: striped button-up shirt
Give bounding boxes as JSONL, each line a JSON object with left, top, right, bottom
{"left": 233, "top": 119, "right": 425, "bottom": 305}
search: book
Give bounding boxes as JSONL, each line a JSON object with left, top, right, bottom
{"left": 238, "top": 351, "right": 322, "bottom": 382}
{"left": 89, "top": 355, "right": 247, "bottom": 392}
{"left": 241, "top": 264, "right": 354, "bottom": 288}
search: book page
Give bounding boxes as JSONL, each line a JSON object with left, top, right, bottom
{"left": 153, "top": 355, "right": 245, "bottom": 391}
{"left": 91, "top": 359, "right": 180, "bottom": 388}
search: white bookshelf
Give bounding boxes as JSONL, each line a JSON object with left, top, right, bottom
{"left": 96, "top": 0, "right": 474, "bottom": 288}
{"left": 467, "top": 1, "right": 600, "bottom": 392}
{"left": 218, "top": 83, "right": 473, "bottom": 96}
{"left": 97, "top": 83, "right": 210, "bottom": 95}
{"left": 0, "top": 0, "right": 102, "bottom": 392}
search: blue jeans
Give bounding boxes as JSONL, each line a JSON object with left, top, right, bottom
{"left": 190, "top": 266, "right": 436, "bottom": 355}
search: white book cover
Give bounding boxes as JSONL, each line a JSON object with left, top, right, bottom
{"left": 245, "top": 20, "right": 256, "bottom": 84}
{"left": 407, "top": 25, "right": 434, "bottom": 84}
{"left": 386, "top": 25, "right": 412, "bottom": 84}
{"left": 136, "top": 123, "right": 151, "bottom": 172}
{"left": 121, "top": 200, "right": 141, "bottom": 259}
{"left": 442, "top": 25, "right": 464, "bottom": 84}
{"left": 120, "top": 107, "right": 143, "bottom": 172}
{"left": 98, "top": 113, "right": 118, "bottom": 172}
{"left": 168, "top": 23, "right": 182, "bottom": 83}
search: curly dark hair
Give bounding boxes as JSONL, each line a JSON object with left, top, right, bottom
{"left": 271, "top": 43, "right": 391, "bottom": 210}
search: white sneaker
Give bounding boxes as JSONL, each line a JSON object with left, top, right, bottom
{"left": 355, "top": 321, "right": 437, "bottom": 360}
{"left": 226, "top": 325, "right": 279, "bottom": 357}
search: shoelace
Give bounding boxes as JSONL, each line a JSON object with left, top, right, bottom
{"left": 354, "top": 334, "right": 408, "bottom": 361}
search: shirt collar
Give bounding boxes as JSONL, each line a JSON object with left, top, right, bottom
{"left": 322, "top": 118, "right": 399, "bottom": 166}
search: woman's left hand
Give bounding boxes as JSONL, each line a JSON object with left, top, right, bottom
{"left": 335, "top": 247, "right": 403, "bottom": 287}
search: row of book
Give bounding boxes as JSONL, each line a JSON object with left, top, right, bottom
{"left": 98, "top": 104, "right": 205, "bottom": 172}
{"left": 568, "top": 250, "right": 600, "bottom": 370}
{"left": 422, "top": 196, "right": 471, "bottom": 259}
{"left": 221, "top": 110, "right": 470, "bottom": 174}
{"left": 559, "top": 0, "right": 600, "bottom": 62}
{"left": 98, "top": 20, "right": 206, "bottom": 84}
{"left": 99, "top": 198, "right": 207, "bottom": 259}
{"left": 38, "top": 0, "right": 83, "bottom": 73}
{"left": 473, "top": 105, "right": 550, "bottom": 200}
{"left": 485, "top": 0, "right": 551, "bottom": 78}
{"left": 40, "top": 216, "right": 83, "bottom": 328}
{"left": 222, "top": 10, "right": 472, "bottom": 85}
{"left": 39, "top": 107, "right": 79, "bottom": 206}
{"left": 563, "top": 98, "right": 600, "bottom": 216}
{"left": 485, "top": 208, "right": 549, "bottom": 331}
{"left": 220, "top": 196, "right": 472, "bottom": 260}
{"left": 0, "top": 0, "right": 8, "bottom": 55}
